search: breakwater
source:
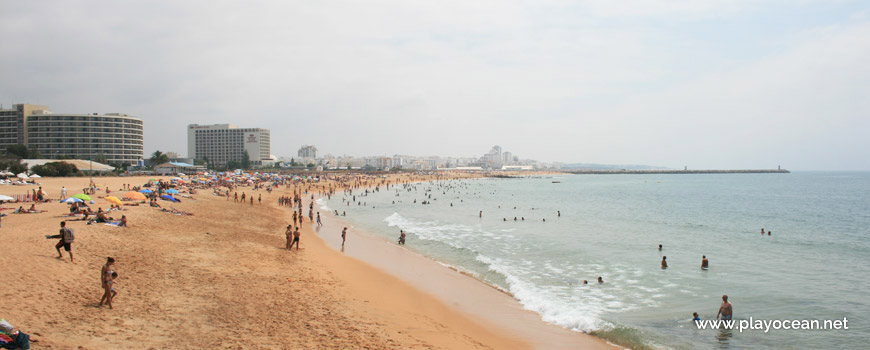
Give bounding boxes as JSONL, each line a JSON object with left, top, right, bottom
{"left": 562, "top": 169, "right": 789, "bottom": 174}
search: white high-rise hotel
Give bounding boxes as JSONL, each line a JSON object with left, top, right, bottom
{"left": 187, "top": 124, "right": 271, "bottom": 167}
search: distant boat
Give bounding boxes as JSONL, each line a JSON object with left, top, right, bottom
{"left": 552, "top": 181, "right": 561, "bottom": 183}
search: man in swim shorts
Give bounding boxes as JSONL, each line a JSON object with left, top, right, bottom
{"left": 716, "top": 294, "right": 732, "bottom": 320}
{"left": 55, "top": 221, "right": 75, "bottom": 262}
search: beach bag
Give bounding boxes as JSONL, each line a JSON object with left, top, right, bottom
{"left": 62, "top": 228, "right": 74, "bottom": 243}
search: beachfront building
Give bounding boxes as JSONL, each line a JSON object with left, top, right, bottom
{"left": 0, "top": 103, "right": 49, "bottom": 151}
{"left": 0, "top": 103, "right": 144, "bottom": 165}
{"left": 298, "top": 145, "right": 318, "bottom": 159}
{"left": 187, "top": 124, "right": 272, "bottom": 168}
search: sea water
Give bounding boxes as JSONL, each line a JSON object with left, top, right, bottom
{"left": 322, "top": 172, "right": 869, "bottom": 349}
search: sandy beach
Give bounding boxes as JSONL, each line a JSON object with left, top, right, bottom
{"left": 0, "top": 174, "right": 616, "bottom": 349}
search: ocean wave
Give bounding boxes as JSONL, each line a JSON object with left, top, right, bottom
{"left": 383, "top": 212, "right": 624, "bottom": 334}
{"left": 475, "top": 254, "right": 606, "bottom": 332}
{"left": 316, "top": 198, "right": 331, "bottom": 211}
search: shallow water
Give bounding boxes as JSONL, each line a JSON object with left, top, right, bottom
{"left": 324, "top": 172, "right": 870, "bottom": 349}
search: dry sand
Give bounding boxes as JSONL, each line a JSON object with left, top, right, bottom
{"left": 0, "top": 174, "right": 617, "bottom": 349}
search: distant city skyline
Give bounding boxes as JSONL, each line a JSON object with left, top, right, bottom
{"left": 2, "top": 1, "right": 869, "bottom": 170}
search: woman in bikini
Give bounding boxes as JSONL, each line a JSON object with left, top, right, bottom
{"left": 100, "top": 257, "right": 115, "bottom": 307}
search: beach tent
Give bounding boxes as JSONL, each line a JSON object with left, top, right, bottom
{"left": 72, "top": 193, "right": 92, "bottom": 201}
{"left": 105, "top": 196, "right": 122, "bottom": 205}
{"left": 124, "top": 191, "right": 147, "bottom": 200}
{"left": 0, "top": 194, "right": 14, "bottom": 202}
{"left": 160, "top": 194, "right": 179, "bottom": 202}
{"left": 165, "top": 189, "right": 179, "bottom": 194}
{"left": 139, "top": 189, "right": 153, "bottom": 194}
{"left": 61, "top": 197, "right": 83, "bottom": 203}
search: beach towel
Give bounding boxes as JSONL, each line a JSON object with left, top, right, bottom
{"left": 0, "top": 330, "right": 29, "bottom": 349}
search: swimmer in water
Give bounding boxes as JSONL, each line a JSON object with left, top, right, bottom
{"left": 658, "top": 244, "right": 663, "bottom": 251}
{"left": 701, "top": 255, "right": 709, "bottom": 269}
{"left": 597, "top": 276, "right": 604, "bottom": 283}
{"left": 716, "top": 295, "right": 733, "bottom": 320}
{"left": 661, "top": 256, "right": 668, "bottom": 268}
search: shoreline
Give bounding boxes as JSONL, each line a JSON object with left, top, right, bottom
{"left": 311, "top": 194, "right": 619, "bottom": 350}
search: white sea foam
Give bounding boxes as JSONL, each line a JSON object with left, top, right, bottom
{"left": 475, "top": 254, "right": 607, "bottom": 332}
{"left": 316, "top": 198, "right": 331, "bottom": 211}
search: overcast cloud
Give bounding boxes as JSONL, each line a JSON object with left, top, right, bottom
{"left": 2, "top": 0, "right": 868, "bottom": 170}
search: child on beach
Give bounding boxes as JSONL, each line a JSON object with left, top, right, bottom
{"left": 104, "top": 272, "right": 118, "bottom": 309}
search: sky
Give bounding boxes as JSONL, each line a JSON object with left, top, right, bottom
{"left": 1, "top": 1, "right": 869, "bottom": 170}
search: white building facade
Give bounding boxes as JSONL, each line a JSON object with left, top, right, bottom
{"left": 187, "top": 124, "right": 271, "bottom": 167}
{"left": 0, "top": 104, "right": 144, "bottom": 165}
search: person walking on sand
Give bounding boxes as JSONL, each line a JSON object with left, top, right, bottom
{"left": 285, "top": 225, "right": 293, "bottom": 249}
{"left": 716, "top": 295, "right": 733, "bottom": 320}
{"left": 60, "top": 186, "right": 67, "bottom": 200}
{"left": 53, "top": 221, "right": 75, "bottom": 262}
{"left": 258, "top": 194, "right": 261, "bottom": 205}
{"left": 316, "top": 212, "right": 322, "bottom": 227}
{"left": 100, "top": 257, "right": 115, "bottom": 307}
{"left": 290, "top": 227, "right": 301, "bottom": 250}
{"left": 341, "top": 227, "right": 347, "bottom": 247}
{"left": 104, "top": 272, "right": 118, "bottom": 309}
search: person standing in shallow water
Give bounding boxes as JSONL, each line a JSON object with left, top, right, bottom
{"left": 341, "top": 227, "right": 347, "bottom": 247}
{"left": 661, "top": 256, "right": 668, "bottom": 268}
{"left": 701, "top": 255, "right": 709, "bottom": 269}
{"left": 716, "top": 295, "right": 733, "bottom": 320}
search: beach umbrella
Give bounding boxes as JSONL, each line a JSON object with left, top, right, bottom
{"left": 61, "top": 197, "right": 83, "bottom": 203}
{"left": 29, "top": 174, "right": 41, "bottom": 178}
{"left": 124, "top": 191, "right": 147, "bottom": 200}
{"left": 0, "top": 194, "right": 14, "bottom": 202}
{"left": 139, "top": 189, "right": 153, "bottom": 193}
{"left": 105, "top": 196, "right": 122, "bottom": 205}
{"left": 16, "top": 173, "right": 28, "bottom": 179}
{"left": 160, "top": 194, "right": 179, "bottom": 202}
{"left": 72, "top": 193, "right": 91, "bottom": 201}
